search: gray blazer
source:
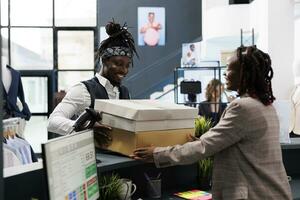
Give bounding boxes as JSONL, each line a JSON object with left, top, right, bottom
{"left": 153, "top": 97, "right": 292, "bottom": 200}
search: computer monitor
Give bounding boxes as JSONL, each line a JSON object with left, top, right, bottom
{"left": 180, "top": 81, "right": 202, "bottom": 94}
{"left": 42, "top": 130, "right": 99, "bottom": 200}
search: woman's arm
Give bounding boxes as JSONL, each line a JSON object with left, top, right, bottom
{"left": 134, "top": 101, "right": 246, "bottom": 168}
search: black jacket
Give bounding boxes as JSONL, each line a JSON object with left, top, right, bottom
{"left": 2, "top": 65, "right": 31, "bottom": 120}
{"left": 82, "top": 76, "right": 130, "bottom": 108}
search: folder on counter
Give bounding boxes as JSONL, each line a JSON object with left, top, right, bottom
{"left": 174, "top": 189, "right": 212, "bottom": 200}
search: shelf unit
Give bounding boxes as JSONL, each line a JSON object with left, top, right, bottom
{"left": 174, "top": 65, "right": 226, "bottom": 105}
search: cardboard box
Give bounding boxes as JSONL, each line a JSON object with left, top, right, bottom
{"left": 107, "top": 128, "right": 195, "bottom": 156}
{"left": 94, "top": 100, "right": 197, "bottom": 155}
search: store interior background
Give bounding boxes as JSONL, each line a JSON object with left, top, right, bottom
{"left": 0, "top": 0, "right": 300, "bottom": 195}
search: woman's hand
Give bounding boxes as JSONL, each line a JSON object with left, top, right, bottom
{"left": 188, "top": 134, "right": 199, "bottom": 142}
{"left": 131, "top": 146, "right": 156, "bottom": 163}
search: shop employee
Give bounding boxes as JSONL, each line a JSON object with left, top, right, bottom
{"left": 133, "top": 46, "right": 292, "bottom": 200}
{"left": 48, "top": 21, "right": 138, "bottom": 135}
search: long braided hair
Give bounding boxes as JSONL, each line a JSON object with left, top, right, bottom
{"left": 236, "top": 46, "right": 275, "bottom": 105}
{"left": 96, "top": 20, "right": 138, "bottom": 64}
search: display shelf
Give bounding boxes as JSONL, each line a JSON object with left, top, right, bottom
{"left": 173, "top": 66, "right": 227, "bottom": 105}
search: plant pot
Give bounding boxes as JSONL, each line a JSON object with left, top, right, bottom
{"left": 198, "top": 175, "right": 212, "bottom": 191}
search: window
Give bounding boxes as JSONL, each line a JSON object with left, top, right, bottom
{"left": 10, "top": 0, "right": 53, "bottom": 26}
{"left": 55, "top": 0, "right": 96, "bottom": 27}
{"left": 58, "top": 31, "right": 94, "bottom": 70}
{"left": 21, "top": 77, "right": 48, "bottom": 113}
{"left": 1, "top": 0, "right": 98, "bottom": 153}
{"left": 10, "top": 28, "right": 53, "bottom": 69}
{"left": 1, "top": 28, "right": 8, "bottom": 65}
{"left": 58, "top": 71, "right": 94, "bottom": 91}
{"left": 0, "top": 0, "right": 8, "bottom": 26}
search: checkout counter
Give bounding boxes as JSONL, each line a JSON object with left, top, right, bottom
{"left": 95, "top": 138, "right": 300, "bottom": 199}
{"left": 3, "top": 138, "right": 300, "bottom": 200}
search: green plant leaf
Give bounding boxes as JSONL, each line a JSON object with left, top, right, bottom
{"left": 98, "top": 173, "right": 122, "bottom": 200}
{"left": 194, "top": 116, "right": 212, "bottom": 137}
{"left": 194, "top": 116, "right": 214, "bottom": 188}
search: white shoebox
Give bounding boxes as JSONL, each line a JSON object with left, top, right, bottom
{"left": 95, "top": 100, "right": 198, "bottom": 132}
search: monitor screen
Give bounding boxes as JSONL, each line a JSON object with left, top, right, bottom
{"left": 180, "top": 81, "right": 202, "bottom": 94}
{"left": 42, "top": 130, "right": 99, "bottom": 200}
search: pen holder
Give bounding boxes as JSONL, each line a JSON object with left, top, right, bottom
{"left": 146, "top": 178, "right": 161, "bottom": 199}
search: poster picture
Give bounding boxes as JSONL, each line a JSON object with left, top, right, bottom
{"left": 182, "top": 42, "right": 201, "bottom": 67}
{"left": 138, "top": 7, "right": 165, "bottom": 46}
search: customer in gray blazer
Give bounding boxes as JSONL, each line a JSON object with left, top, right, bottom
{"left": 133, "top": 46, "right": 292, "bottom": 200}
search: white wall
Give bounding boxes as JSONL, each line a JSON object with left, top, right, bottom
{"left": 203, "top": 5, "right": 250, "bottom": 40}
{"left": 249, "top": 0, "right": 269, "bottom": 51}
{"left": 201, "top": 0, "right": 295, "bottom": 99}
{"left": 295, "top": 3, "right": 300, "bottom": 60}
{"left": 268, "top": 0, "right": 294, "bottom": 100}
{"left": 251, "top": 0, "right": 294, "bottom": 99}
{"left": 201, "top": 3, "right": 251, "bottom": 60}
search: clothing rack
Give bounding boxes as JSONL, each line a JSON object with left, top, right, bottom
{"left": 2, "top": 117, "right": 21, "bottom": 138}
{"left": 2, "top": 117, "right": 38, "bottom": 168}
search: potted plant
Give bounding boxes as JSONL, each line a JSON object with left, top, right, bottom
{"left": 195, "top": 116, "right": 213, "bottom": 190}
{"left": 98, "top": 173, "right": 122, "bottom": 200}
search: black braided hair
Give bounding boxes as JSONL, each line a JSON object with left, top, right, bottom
{"left": 236, "top": 45, "right": 275, "bottom": 105}
{"left": 96, "top": 20, "right": 138, "bottom": 63}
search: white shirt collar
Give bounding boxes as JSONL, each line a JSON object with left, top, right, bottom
{"left": 95, "top": 73, "right": 119, "bottom": 99}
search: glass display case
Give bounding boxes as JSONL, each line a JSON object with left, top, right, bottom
{"left": 174, "top": 66, "right": 227, "bottom": 105}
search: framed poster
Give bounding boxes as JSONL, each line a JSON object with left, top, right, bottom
{"left": 182, "top": 42, "right": 201, "bottom": 67}
{"left": 138, "top": 7, "right": 165, "bottom": 46}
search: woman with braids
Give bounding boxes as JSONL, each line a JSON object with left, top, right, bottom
{"left": 48, "top": 21, "right": 138, "bottom": 136}
{"left": 132, "top": 46, "right": 292, "bottom": 200}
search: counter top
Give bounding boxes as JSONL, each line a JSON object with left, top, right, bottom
{"left": 96, "top": 138, "right": 300, "bottom": 173}
{"left": 96, "top": 137, "right": 300, "bottom": 172}
{"left": 281, "top": 138, "right": 300, "bottom": 149}
{"left": 96, "top": 144, "right": 300, "bottom": 199}
{"left": 96, "top": 152, "right": 142, "bottom": 173}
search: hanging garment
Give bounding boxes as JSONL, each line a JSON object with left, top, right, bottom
{"left": 16, "top": 134, "right": 38, "bottom": 162}
{"left": 2, "top": 65, "right": 31, "bottom": 120}
{"left": 6, "top": 137, "right": 32, "bottom": 164}
{"left": 2, "top": 142, "right": 22, "bottom": 168}
{"left": 3, "top": 144, "right": 22, "bottom": 168}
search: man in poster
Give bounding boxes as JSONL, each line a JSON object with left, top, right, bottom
{"left": 140, "top": 12, "right": 162, "bottom": 46}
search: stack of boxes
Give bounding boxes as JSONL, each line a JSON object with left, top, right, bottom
{"left": 95, "top": 100, "right": 198, "bottom": 156}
